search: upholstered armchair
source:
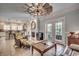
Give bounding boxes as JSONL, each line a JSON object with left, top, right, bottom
{"left": 14, "top": 31, "right": 30, "bottom": 48}
{"left": 58, "top": 46, "right": 72, "bottom": 56}
{"left": 14, "top": 33, "right": 21, "bottom": 48}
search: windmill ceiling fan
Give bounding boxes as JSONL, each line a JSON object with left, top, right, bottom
{"left": 24, "top": 3, "right": 53, "bottom": 16}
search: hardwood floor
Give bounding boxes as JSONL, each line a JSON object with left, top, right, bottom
{"left": 0, "top": 36, "right": 79, "bottom": 56}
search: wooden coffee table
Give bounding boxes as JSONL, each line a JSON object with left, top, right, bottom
{"left": 26, "top": 39, "right": 46, "bottom": 55}
{"left": 32, "top": 41, "right": 57, "bottom": 56}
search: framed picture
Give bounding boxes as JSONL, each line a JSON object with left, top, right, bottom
{"left": 31, "top": 21, "right": 36, "bottom": 29}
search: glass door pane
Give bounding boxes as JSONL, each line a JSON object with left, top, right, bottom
{"left": 46, "top": 24, "right": 52, "bottom": 42}
{"left": 55, "top": 22, "right": 62, "bottom": 40}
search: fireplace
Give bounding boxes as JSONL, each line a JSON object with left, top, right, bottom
{"left": 36, "top": 32, "right": 43, "bottom": 40}
{"left": 31, "top": 32, "right": 35, "bottom": 37}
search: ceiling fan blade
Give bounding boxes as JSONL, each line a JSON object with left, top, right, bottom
{"left": 32, "top": 3, "right": 35, "bottom": 6}
{"left": 24, "top": 4, "right": 30, "bottom": 7}
{"left": 43, "top": 3, "right": 49, "bottom": 8}
{"left": 38, "top": 3, "right": 44, "bottom": 6}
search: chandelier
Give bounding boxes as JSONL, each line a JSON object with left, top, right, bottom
{"left": 24, "top": 3, "right": 53, "bottom": 16}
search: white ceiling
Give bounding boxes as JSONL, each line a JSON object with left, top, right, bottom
{"left": 53, "top": 3, "right": 77, "bottom": 12}
{"left": 0, "top": 3, "right": 78, "bottom": 13}
{"left": 0, "top": 3, "right": 79, "bottom": 20}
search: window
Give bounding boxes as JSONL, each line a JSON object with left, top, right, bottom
{"left": 4, "top": 24, "right": 11, "bottom": 30}
{"left": 55, "top": 22, "right": 62, "bottom": 40}
{"left": 17, "top": 25, "right": 23, "bottom": 30}
{"left": 4, "top": 24, "right": 23, "bottom": 31}
{"left": 47, "top": 24, "right": 52, "bottom": 32}
{"left": 46, "top": 24, "right": 52, "bottom": 41}
{"left": 11, "top": 24, "right": 17, "bottom": 30}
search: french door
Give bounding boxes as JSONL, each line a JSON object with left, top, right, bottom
{"left": 55, "top": 17, "right": 65, "bottom": 45}
{"left": 55, "top": 22, "right": 62, "bottom": 42}
{"left": 45, "top": 17, "right": 66, "bottom": 45}
{"left": 45, "top": 23, "right": 53, "bottom": 42}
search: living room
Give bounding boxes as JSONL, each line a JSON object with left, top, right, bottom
{"left": 0, "top": 3, "right": 79, "bottom": 56}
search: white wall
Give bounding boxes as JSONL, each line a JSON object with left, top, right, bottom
{"left": 65, "top": 9, "right": 79, "bottom": 32}
{"left": 0, "top": 24, "right": 3, "bottom": 29}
